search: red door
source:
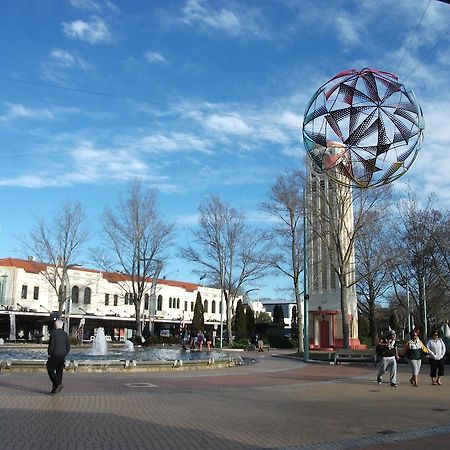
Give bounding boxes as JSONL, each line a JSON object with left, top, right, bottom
{"left": 320, "top": 320, "right": 329, "bottom": 348}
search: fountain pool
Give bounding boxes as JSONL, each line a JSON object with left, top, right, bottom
{"left": 0, "top": 345, "right": 229, "bottom": 362}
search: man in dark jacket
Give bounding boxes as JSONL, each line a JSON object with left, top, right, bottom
{"left": 46, "top": 319, "right": 70, "bottom": 394}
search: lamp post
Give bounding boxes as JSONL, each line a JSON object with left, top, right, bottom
{"left": 0, "top": 274, "right": 7, "bottom": 306}
{"left": 303, "top": 188, "right": 309, "bottom": 361}
{"left": 63, "top": 264, "right": 81, "bottom": 335}
{"left": 219, "top": 266, "right": 225, "bottom": 350}
{"left": 148, "top": 260, "right": 163, "bottom": 334}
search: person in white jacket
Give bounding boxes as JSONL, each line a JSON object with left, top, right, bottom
{"left": 426, "top": 330, "right": 446, "bottom": 385}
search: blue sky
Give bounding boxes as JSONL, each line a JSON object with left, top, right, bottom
{"left": 0, "top": 0, "right": 449, "bottom": 299}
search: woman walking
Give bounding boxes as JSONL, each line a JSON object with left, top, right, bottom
{"left": 404, "top": 329, "right": 429, "bottom": 387}
{"left": 427, "top": 330, "right": 446, "bottom": 385}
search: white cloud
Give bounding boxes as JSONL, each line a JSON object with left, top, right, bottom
{"left": 40, "top": 49, "right": 92, "bottom": 86}
{"left": 62, "top": 16, "right": 112, "bottom": 44}
{"left": 144, "top": 51, "right": 168, "bottom": 64}
{"left": 0, "top": 103, "right": 55, "bottom": 122}
{"left": 202, "top": 114, "right": 252, "bottom": 134}
{"left": 137, "top": 133, "right": 212, "bottom": 154}
{"left": 50, "top": 49, "right": 91, "bottom": 70}
{"left": 70, "top": 0, "right": 101, "bottom": 13}
{"left": 70, "top": 0, "right": 120, "bottom": 14}
{"left": 180, "top": 0, "right": 267, "bottom": 38}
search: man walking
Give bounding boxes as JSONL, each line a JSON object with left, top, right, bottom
{"left": 46, "top": 319, "right": 70, "bottom": 394}
{"left": 376, "top": 330, "right": 399, "bottom": 387}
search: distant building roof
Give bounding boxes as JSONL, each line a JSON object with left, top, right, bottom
{"left": 0, "top": 257, "right": 199, "bottom": 292}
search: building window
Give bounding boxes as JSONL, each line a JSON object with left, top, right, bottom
{"left": 191, "top": 302, "right": 194, "bottom": 311}
{"left": 184, "top": 301, "right": 188, "bottom": 312}
{"left": 84, "top": 287, "right": 91, "bottom": 305}
{"left": 177, "top": 298, "right": 180, "bottom": 309}
{"left": 33, "top": 286, "right": 39, "bottom": 300}
{"left": 211, "top": 300, "right": 216, "bottom": 314}
{"left": 125, "top": 293, "right": 129, "bottom": 305}
{"left": 169, "top": 297, "right": 173, "bottom": 308}
{"left": 157, "top": 295, "right": 163, "bottom": 311}
{"left": 21, "top": 285, "right": 27, "bottom": 299}
{"left": 204, "top": 299, "right": 208, "bottom": 313}
{"left": 113, "top": 294, "right": 118, "bottom": 306}
{"left": 144, "top": 293, "right": 149, "bottom": 310}
{"left": 72, "top": 286, "right": 79, "bottom": 304}
{"left": 105, "top": 293, "right": 109, "bottom": 306}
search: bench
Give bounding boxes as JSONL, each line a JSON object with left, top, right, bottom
{"left": 334, "top": 352, "right": 375, "bottom": 365}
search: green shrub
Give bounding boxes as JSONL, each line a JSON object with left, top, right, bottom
{"left": 267, "top": 334, "right": 294, "bottom": 348}
{"left": 69, "top": 336, "right": 79, "bottom": 346}
{"left": 232, "top": 338, "right": 250, "bottom": 349}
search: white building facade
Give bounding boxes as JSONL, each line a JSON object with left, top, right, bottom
{"left": 0, "top": 257, "right": 225, "bottom": 342}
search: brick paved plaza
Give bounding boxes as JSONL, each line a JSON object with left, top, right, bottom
{"left": 1, "top": 350, "right": 449, "bottom": 450}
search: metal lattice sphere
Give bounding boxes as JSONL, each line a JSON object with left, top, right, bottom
{"left": 302, "top": 68, "right": 425, "bottom": 188}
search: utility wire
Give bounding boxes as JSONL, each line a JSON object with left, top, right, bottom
{"left": 0, "top": 75, "right": 299, "bottom": 131}
{"left": 395, "top": 0, "right": 432, "bottom": 74}
{"left": 396, "top": 0, "right": 450, "bottom": 82}
{"left": 0, "top": 128, "right": 299, "bottom": 160}
{"left": 403, "top": 26, "right": 450, "bottom": 83}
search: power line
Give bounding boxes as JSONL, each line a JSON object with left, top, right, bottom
{"left": 395, "top": 0, "right": 450, "bottom": 83}
{"left": 0, "top": 75, "right": 299, "bottom": 131}
{"left": 0, "top": 128, "right": 299, "bottom": 160}
{"left": 403, "top": 26, "right": 450, "bottom": 83}
{"left": 395, "top": 0, "right": 432, "bottom": 74}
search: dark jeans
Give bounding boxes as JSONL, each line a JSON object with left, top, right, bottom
{"left": 46, "top": 355, "right": 66, "bottom": 388}
{"left": 429, "top": 358, "right": 445, "bottom": 378}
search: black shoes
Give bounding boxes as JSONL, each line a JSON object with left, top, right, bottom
{"left": 377, "top": 377, "right": 382, "bottom": 385}
{"left": 390, "top": 383, "right": 397, "bottom": 387}
{"left": 51, "top": 384, "right": 64, "bottom": 394}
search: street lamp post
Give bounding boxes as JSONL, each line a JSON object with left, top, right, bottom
{"left": 303, "top": 188, "right": 309, "bottom": 361}
{"left": 148, "top": 261, "right": 163, "bottom": 334}
{"left": 63, "top": 269, "right": 71, "bottom": 334}
{"left": 219, "top": 266, "right": 225, "bottom": 350}
{"left": 63, "top": 264, "right": 82, "bottom": 335}
{"left": 0, "top": 274, "right": 8, "bottom": 306}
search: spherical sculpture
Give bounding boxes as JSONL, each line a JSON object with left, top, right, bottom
{"left": 302, "top": 68, "right": 425, "bottom": 188}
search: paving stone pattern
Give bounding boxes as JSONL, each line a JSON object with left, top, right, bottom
{"left": 0, "top": 350, "right": 449, "bottom": 450}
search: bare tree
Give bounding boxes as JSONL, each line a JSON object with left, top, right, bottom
{"left": 94, "top": 180, "right": 173, "bottom": 339}
{"left": 355, "top": 207, "right": 394, "bottom": 345}
{"left": 306, "top": 170, "right": 391, "bottom": 349}
{"left": 21, "top": 201, "right": 89, "bottom": 317}
{"left": 180, "top": 195, "right": 271, "bottom": 342}
{"left": 260, "top": 170, "right": 305, "bottom": 352}
{"left": 390, "top": 193, "right": 450, "bottom": 337}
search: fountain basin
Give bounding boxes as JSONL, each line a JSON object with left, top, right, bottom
{"left": 0, "top": 345, "right": 243, "bottom": 372}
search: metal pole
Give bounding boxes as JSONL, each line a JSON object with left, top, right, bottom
{"left": 64, "top": 270, "right": 71, "bottom": 335}
{"left": 0, "top": 275, "right": 6, "bottom": 305}
{"left": 406, "top": 280, "right": 411, "bottom": 334}
{"left": 148, "top": 261, "right": 163, "bottom": 334}
{"left": 303, "top": 188, "right": 309, "bottom": 361}
{"left": 220, "top": 267, "right": 224, "bottom": 350}
{"left": 423, "top": 276, "right": 427, "bottom": 339}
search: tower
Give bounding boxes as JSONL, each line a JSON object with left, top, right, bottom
{"left": 306, "top": 149, "right": 361, "bottom": 349}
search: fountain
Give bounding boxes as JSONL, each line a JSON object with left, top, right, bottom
{"left": 124, "top": 340, "right": 134, "bottom": 352}
{"left": 0, "top": 327, "right": 241, "bottom": 372}
{"left": 89, "top": 327, "right": 108, "bottom": 355}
